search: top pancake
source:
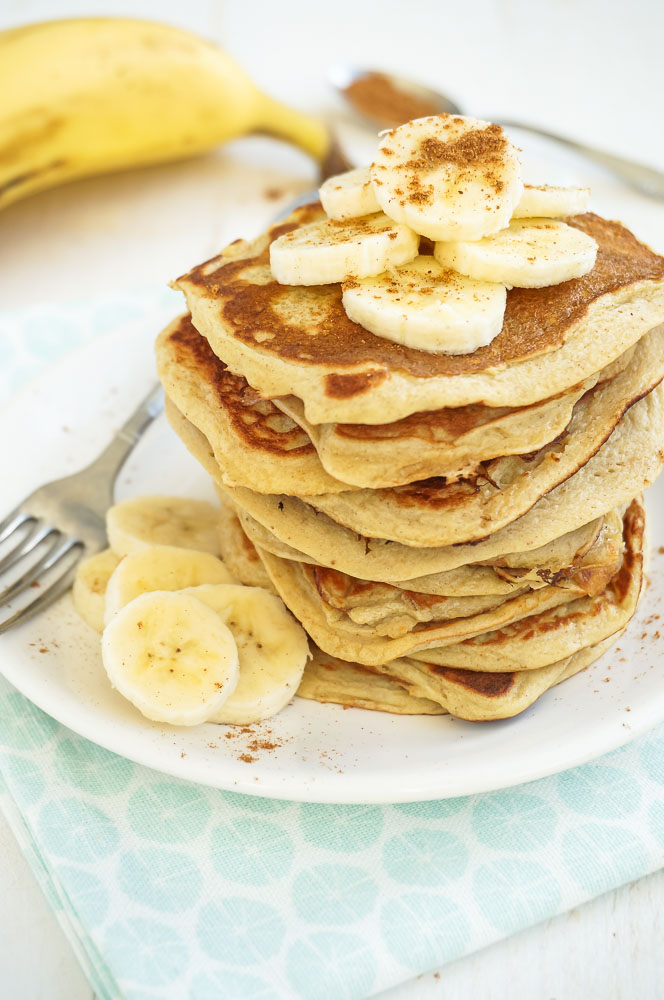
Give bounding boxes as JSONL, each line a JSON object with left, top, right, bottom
{"left": 174, "top": 204, "right": 664, "bottom": 424}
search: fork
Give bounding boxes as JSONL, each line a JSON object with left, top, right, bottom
{"left": 0, "top": 384, "right": 164, "bottom": 634}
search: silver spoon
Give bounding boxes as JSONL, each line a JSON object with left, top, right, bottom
{"left": 331, "top": 67, "right": 664, "bottom": 200}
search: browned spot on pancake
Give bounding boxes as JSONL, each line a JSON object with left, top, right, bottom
{"left": 385, "top": 476, "right": 482, "bottom": 511}
{"left": 167, "top": 315, "right": 314, "bottom": 458}
{"left": 234, "top": 517, "right": 260, "bottom": 563}
{"left": 335, "top": 401, "right": 516, "bottom": 441}
{"left": 571, "top": 561, "right": 621, "bottom": 598}
{"left": 325, "top": 370, "right": 387, "bottom": 399}
{"left": 512, "top": 600, "right": 607, "bottom": 643}
{"left": 608, "top": 499, "right": 643, "bottom": 603}
{"left": 311, "top": 566, "right": 378, "bottom": 607}
{"left": 318, "top": 658, "right": 380, "bottom": 679}
{"left": 424, "top": 663, "right": 516, "bottom": 697}
{"left": 403, "top": 590, "right": 452, "bottom": 609}
{"left": 178, "top": 208, "right": 664, "bottom": 380}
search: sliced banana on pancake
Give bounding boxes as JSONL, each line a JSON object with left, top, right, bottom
{"left": 104, "top": 544, "right": 236, "bottom": 624}
{"left": 370, "top": 114, "right": 522, "bottom": 241}
{"left": 513, "top": 184, "right": 590, "bottom": 219}
{"left": 102, "top": 591, "right": 239, "bottom": 725}
{"left": 434, "top": 218, "right": 598, "bottom": 288}
{"left": 342, "top": 255, "right": 506, "bottom": 354}
{"left": 184, "top": 584, "right": 310, "bottom": 725}
{"left": 269, "top": 213, "right": 418, "bottom": 285}
{"left": 319, "top": 166, "right": 380, "bottom": 220}
{"left": 107, "top": 495, "right": 220, "bottom": 557}
{"left": 73, "top": 548, "right": 120, "bottom": 632}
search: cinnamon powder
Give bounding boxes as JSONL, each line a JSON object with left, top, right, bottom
{"left": 343, "top": 72, "right": 441, "bottom": 127}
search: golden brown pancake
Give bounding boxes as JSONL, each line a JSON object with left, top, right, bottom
{"left": 257, "top": 500, "right": 641, "bottom": 669}
{"left": 298, "top": 511, "right": 622, "bottom": 639}
{"left": 258, "top": 542, "right": 577, "bottom": 665}
{"left": 163, "top": 389, "right": 612, "bottom": 591}
{"left": 174, "top": 205, "right": 664, "bottom": 422}
{"left": 273, "top": 376, "right": 596, "bottom": 489}
{"left": 159, "top": 313, "right": 619, "bottom": 492}
{"left": 222, "top": 379, "right": 664, "bottom": 582}
{"left": 409, "top": 499, "right": 644, "bottom": 672}
{"left": 215, "top": 487, "right": 275, "bottom": 591}
{"left": 157, "top": 314, "right": 351, "bottom": 496}
{"left": 303, "top": 326, "right": 664, "bottom": 545}
{"left": 296, "top": 649, "right": 445, "bottom": 715}
{"left": 296, "top": 640, "right": 618, "bottom": 723}
{"left": 370, "top": 636, "right": 618, "bottom": 721}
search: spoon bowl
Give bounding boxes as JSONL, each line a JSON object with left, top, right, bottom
{"left": 329, "top": 66, "right": 461, "bottom": 127}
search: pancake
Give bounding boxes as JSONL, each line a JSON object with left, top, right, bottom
{"left": 164, "top": 391, "right": 609, "bottom": 592}
{"left": 296, "top": 649, "right": 445, "bottom": 715}
{"left": 409, "top": 498, "right": 644, "bottom": 672}
{"left": 258, "top": 543, "right": 577, "bottom": 665}
{"left": 223, "top": 379, "right": 664, "bottom": 581}
{"left": 298, "top": 326, "right": 664, "bottom": 546}
{"left": 273, "top": 376, "right": 595, "bottom": 489}
{"left": 157, "top": 314, "right": 351, "bottom": 496}
{"left": 296, "top": 640, "right": 617, "bottom": 722}
{"left": 371, "top": 636, "right": 617, "bottom": 721}
{"left": 238, "top": 499, "right": 607, "bottom": 583}
{"left": 257, "top": 500, "right": 641, "bottom": 669}
{"left": 215, "top": 488, "right": 275, "bottom": 591}
{"left": 159, "top": 312, "right": 625, "bottom": 494}
{"left": 289, "top": 512, "right": 622, "bottom": 639}
{"left": 174, "top": 204, "right": 664, "bottom": 423}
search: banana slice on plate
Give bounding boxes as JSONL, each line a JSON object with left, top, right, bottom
{"left": 513, "top": 184, "right": 590, "bottom": 219}
{"left": 107, "top": 495, "right": 220, "bottom": 557}
{"left": 319, "top": 167, "right": 380, "bottom": 220}
{"left": 73, "top": 548, "right": 120, "bottom": 632}
{"left": 342, "top": 255, "right": 506, "bottom": 354}
{"left": 269, "top": 213, "right": 419, "bottom": 285}
{"left": 434, "top": 218, "right": 598, "bottom": 288}
{"left": 102, "top": 591, "right": 239, "bottom": 726}
{"left": 370, "top": 114, "right": 522, "bottom": 241}
{"left": 184, "top": 584, "right": 310, "bottom": 725}
{"left": 104, "top": 544, "right": 236, "bottom": 624}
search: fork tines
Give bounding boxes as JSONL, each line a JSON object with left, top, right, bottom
{"left": 0, "top": 512, "right": 84, "bottom": 634}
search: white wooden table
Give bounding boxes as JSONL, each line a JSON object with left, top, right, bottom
{"left": 1, "top": 0, "right": 663, "bottom": 996}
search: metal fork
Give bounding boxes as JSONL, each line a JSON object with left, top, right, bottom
{"left": 0, "top": 384, "right": 164, "bottom": 634}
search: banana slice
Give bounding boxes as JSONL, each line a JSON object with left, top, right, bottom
{"left": 184, "top": 584, "right": 310, "bottom": 725}
{"left": 370, "top": 115, "right": 522, "bottom": 241}
{"left": 107, "top": 495, "right": 220, "bottom": 557}
{"left": 269, "top": 213, "right": 419, "bottom": 285}
{"left": 73, "top": 548, "right": 120, "bottom": 632}
{"left": 342, "top": 255, "right": 506, "bottom": 354}
{"left": 104, "top": 545, "right": 236, "bottom": 624}
{"left": 102, "top": 591, "right": 239, "bottom": 726}
{"left": 513, "top": 184, "right": 590, "bottom": 219}
{"left": 434, "top": 218, "right": 598, "bottom": 288}
{"left": 319, "top": 167, "right": 380, "bottom": 220}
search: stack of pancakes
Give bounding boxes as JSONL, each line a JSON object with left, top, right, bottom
{"left": 157, "top": 202, "right": 664, "bottom": 721}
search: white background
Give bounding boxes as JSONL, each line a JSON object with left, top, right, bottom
{"left": 1, "top": 0, "right": 663, "bottom": 996}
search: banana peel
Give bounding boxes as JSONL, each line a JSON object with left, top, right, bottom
{"left": 0, "top": 17, "right": 330, "bottom": 210}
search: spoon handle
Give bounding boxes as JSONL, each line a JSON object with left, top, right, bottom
{"left": 498, "top": 120, "right": 664, "bottom": 200}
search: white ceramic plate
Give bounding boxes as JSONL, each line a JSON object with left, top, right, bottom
{"left": 0, "top": 316, "right": 662, "bottom": 803}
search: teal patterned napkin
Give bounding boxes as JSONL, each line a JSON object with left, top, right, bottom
{"left": 1, "top": 682, "right": 663, "bottom": 1000}
{"left": 1, "top": 295, "right": 663, "bottom": 1000}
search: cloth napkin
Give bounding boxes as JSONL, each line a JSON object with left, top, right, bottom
{"left": 1, "top": 295, "right": 663, "bottom": 1000}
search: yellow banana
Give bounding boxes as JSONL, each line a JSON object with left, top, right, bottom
{"left": 0, "top": 18, "right": 329, "bottom": 210}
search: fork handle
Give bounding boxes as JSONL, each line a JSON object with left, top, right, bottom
{"left": 498, "top": 119, "right": 664, "bottom": 200}
{"left": 86, "top": 383, "right": 165, "bottom": 484}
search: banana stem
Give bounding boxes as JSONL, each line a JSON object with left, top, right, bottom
{"left": 253, "top": 95, "right": 330, "bottom": 161}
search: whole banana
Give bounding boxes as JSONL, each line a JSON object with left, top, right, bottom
{"left": 0, "top": 18, "right": 329, "bottom": 210}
